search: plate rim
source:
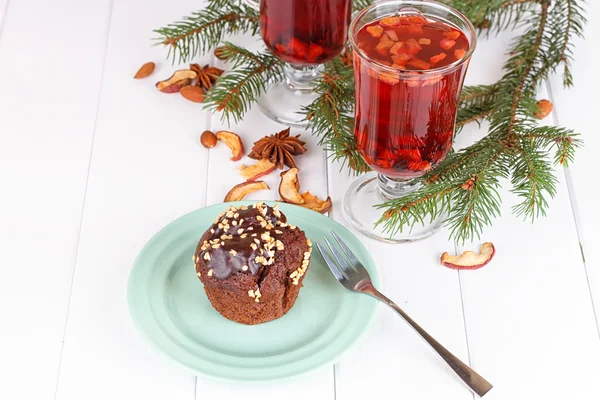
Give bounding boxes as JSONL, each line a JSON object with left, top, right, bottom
{"left": 127, "top": 201, "right": 380, "bottom": 383}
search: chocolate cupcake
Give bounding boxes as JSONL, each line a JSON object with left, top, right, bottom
{"left": 194, "top": 202, "right": 312, "bottom": 325}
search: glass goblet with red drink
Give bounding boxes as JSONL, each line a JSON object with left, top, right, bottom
{"left": 257, "top": 0, "right": 352, "bottom": 126}
{"left": 344, "top": 0, "right": 477, "bottom": 242}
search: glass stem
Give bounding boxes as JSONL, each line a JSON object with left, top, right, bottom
{"left": 284, "top": 64, "right": 324, "bottom": 92}
{"left": 377, "top": 174, "right": 422, "bottom": 200}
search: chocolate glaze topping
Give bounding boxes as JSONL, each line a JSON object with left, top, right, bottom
{"left": 197, "top": 202, "right": 292, "bottom": 279}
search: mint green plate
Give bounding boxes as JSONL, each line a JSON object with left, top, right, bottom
{"left": 127, "top": 201, "right": 379, "bottom": 383}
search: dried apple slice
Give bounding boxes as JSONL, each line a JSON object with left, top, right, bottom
{"left": 440, "top": 38, "right": 456, "bottom": 50}
{"left": 239, "top": 159, "right": 277, "bottom": 181}
{"left": 379, "top": 16, "right": 400, "bottom": 27}
{"left": 224, "top": 181, "right": 269, "bottom": 202}
{"left": 454, "top": 48, "right": 466, "bottom": 60}
{"left": 367, "top": 25, "right": 384, "bottom": 38}
{"left": 279, "top": 168, "right": 304, "bottom": 204}
{"left": 216, "top": 131, "right": 245, "bottom": 161}
{"left": 441, "top": 242, "right": 496, "bottom": 270}
{"left": 299, "top": 191, "right": 332, "bottom": 214}
{"left": 375, "top": 34, "right": 396, "bottom": 57}
{"left": 384, "top": 30, "right": 399, "bottom": 42}
{"left": 156, "top": 69, "right": 198, "bottom": 93}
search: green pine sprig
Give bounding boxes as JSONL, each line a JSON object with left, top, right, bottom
{"left": 203, "top": 42, "right": 284, "bottom": 125}
{"left": 154, "top": 0, "right": 259, "bottom": 64}
{"left": 154, "top": 0, "right": 585, "bottom": 243}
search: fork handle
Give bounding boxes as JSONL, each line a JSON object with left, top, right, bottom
{"left": 359, "top": 281, "right": 493, "bottom": 397}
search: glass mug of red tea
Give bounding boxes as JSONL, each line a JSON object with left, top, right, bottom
{"left": 344, "top": 0, "right": 476, "bottom": 242}
{"left": 257, "top": 0, "right": 352, "bottom": 126}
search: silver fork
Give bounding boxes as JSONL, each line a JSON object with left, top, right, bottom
{"left": 316, "top": 231, "right": 493, "bottom": 398}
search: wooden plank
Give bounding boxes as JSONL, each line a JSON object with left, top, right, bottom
{"left": 0, "top": 0, "right": 8, "bottom": 34}
{"left": 458, "top": 171, "right": 600, "bottom": 398}
{"left": 0, "top": 1, "right": 111, "bottom": 399}
{"left": 54, "top": 1, "right": 211, "bottom": 399}
{"left": 201, "top": 96, "right": 334, "bottom": 397}
{"left": 547, "top": 0, "right": 600, "bottom": 328}
{"left": 457, "top": 50, "right": 600, "bottom": 400}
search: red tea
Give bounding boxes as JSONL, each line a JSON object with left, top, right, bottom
{"left": 260, "top": 0, "right": 352, "bottom": 65}
{"left": 354, "top": 14, "right": 470, "bottom": 178}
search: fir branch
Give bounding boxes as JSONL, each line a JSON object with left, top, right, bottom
{"left": 154, "top": 0, "right": 259, "bottom": 64}
{"left": 457, "top": 108, "right": 494, "bottom": 128}
{"left": 548, "top": 0, "right": 586, "bottom": 87}
{"left": 510, "top": 136, "right": 557, "bottom": 221}
{"left": 520, "top": 126, "right": 582, "bottom": 166}
{"left": 303, "top": 60, "right": 370, "bottom": 174}
{"left": 444, "top": 0, "right": 537, "bottom": 31}
{"left": 154, "top": 0, "right": 586, "bottom": 243}
{"left": 203, "top": 43, "right": 284, "bottom": 124}
{"left": 507, "top": 0, "right": 549, "bottom": 137}
{"left": 456, "top": 84, "right": 499, "bottom": 127}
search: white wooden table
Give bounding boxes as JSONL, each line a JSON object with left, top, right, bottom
{"left": 1, "top": 1, "right": 599, "bottom": 399}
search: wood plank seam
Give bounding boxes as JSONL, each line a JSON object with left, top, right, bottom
{"left": 545, "top": 79, "right": 600, "bottom": 338}
{"left": 325, "top": 151, "right": 338, "bottom": 400}
{"left": 51, "top": 1, "right": 118, "bottom": 398}
{"left": 324, "top": 154, "right": 336, "bottom": 399}
{"left": 0, "top": 0, "right": 10, "bottom": 42}
{"left": 194, "top": 52, "right": 218, "bottom": 398}
{"left": 457, "top": 272, "right": 476, "bottom": 400}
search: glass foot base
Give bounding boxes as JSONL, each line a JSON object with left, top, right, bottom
{"left": 343, "top": 173, "right": 444, "bottom": 243}
{"left": 257, "top": 81, "right": 316, "bottom": 127}
{"left": 257, "top": 64, "right": 324, "bottom": 128}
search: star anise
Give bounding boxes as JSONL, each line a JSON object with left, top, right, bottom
{"left": 190, "top": 64, "right": 224, "bottom": 90}
{"left": 248, "top": 128, "right": 307, "bottom": 169}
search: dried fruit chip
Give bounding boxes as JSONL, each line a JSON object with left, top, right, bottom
{"left": 440, "top": 38, "right": 456, "bottom": 50}
{"left": 408, "top": 15, "right": 427, "bottom": 25}
{"left": 430, "top": 52, "right": 447, "bottom": 64}
{"left": 390, "top": 42, "right": 406, "bottom": 56}
{"left": 392, "top": 52, "right": 411, "bottom": 65}
{"left": 200, "top": 130, "right": 218, "bottom": 148}
{"left": 454, "top": 48, "right": 466, "bottom": 60}
{"left": 444, "top": 30, "right": 461, "bottom": 40}
{"left": 289, "top": 38, "right": 308, "bottom": 58}
{"left": 440, "top": 242, "right": 496, "bottom": 270}
{"left": 367, "top": 25, "right": 384, "bottom": 38}
{"left": 379, "top": 16, "right": 400, "bottom": 27}
{"left": 156, "top": 70, "right": 197, "bottom": 93}
{"left": 239, "top": 159, "right": 277, "bottom": 181}
{"left": 134, "top": 62, "right": 155, "bottom": 79}
{"left": 404, "top": 38, "right": 422, "bottom": 55}
{"left": 384, "top": 29, "right": 399, "bottom": 42}
{"left": 307, "top": 43, "right": 324, "bottom": 62}
{"left": 180, "top": 85, "right": 205, "bottom": 103}
{"left": 407, "top": 58, "right": 430, "bottom": 70}
{"left": 216, "top": 131, "right": 245, "bottom": 161}
{"left": 299, "top": 192, "right": 332, "bottom": 214}
{"left": 279, "top": 168, "right": 304, "bottom": 204}
{"left": 224, "top": 181, "right": 270, "bottom": 202}
{"left": 375, "top": 34, "right": 396, "bottom": 57}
